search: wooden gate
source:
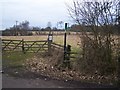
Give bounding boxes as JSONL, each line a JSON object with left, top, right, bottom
{"left": 2, "top": 39, "right": 48, "bottom": 53}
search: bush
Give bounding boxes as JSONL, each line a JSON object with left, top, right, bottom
{"left": 77, "top": 34, "right": 119, "bottom": 76}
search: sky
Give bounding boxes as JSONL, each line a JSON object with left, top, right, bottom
{"left": 0, "top": 0, "right": 75, "bottom": 30}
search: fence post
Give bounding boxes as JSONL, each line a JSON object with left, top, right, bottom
{"left": 66, "top": 45, "right": 71, "bottom": 69}
{"left": 22, "top": 39, "right": 25, "bottom": 54}
{"left": 48, "top": 33, "right": 53, "bottom": 55}
{"left": 63, "top": 44, "right": 71, "bottom": 69}
{"left": 63, "top": 23, "right": 67, "bottom": 66}
{"left": 64, "top": 32, "right": 67, "bottom": 62}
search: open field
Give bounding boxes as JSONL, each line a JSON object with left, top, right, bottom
{"left": 2, "top": 35, "right": 81, "bottom": 64}
{"left": 2, "top": 34, "right": 119, "bottom": 87}
{"left": 2, "top": 35, "right": 81, "bottom": 51}
{"left": 2, "top": 35, "right": 82, "bottom": 72}
{"left": 2, "top": 34, "right": 119, "bottom": 52}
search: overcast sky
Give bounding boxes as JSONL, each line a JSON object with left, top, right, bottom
{"left": 0, "top": 0, "right": 75, "bottom": 30}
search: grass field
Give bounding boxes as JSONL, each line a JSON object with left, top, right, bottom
{"left": 2, "top": 35, "right": 119, "bottom": 86}
{"left": 2, "top": 35, "right": 81, "bottom": 52}
{"left": 3, "top": 52, "right": 34, "bottom": 68}
{"left": 2, "top": 35, "right": 81, "bottom": 68}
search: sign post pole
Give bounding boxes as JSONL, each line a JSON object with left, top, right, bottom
{"left": 63, "top": 23, "right": 67, "bottom": 65}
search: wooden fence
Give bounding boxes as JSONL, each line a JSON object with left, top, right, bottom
{"left": 2, "top": 39, "right": 79, "bottom": 66}
{"left": 2, "top": 38, "right": 78, "bottom": 53}
{"left": 51, "top": 42, "right": 64, "bottom": 50}
{"left": 51, "top": 43, "right": 79, "bottom": 64}
{"left": 2, "top": 39, "right": 48, "bottom": 53}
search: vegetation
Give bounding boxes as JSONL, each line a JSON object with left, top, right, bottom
{"left": 2, "top": 52, "right": 34, "bottom": 69}
{"left": 68, "top": 0, "right": 120, "bottom": 77}
{"left": 2, "top": 34, "right": 119, "bottom": 85}
{"left": 2, "top": 0, "right": 120, "bottom": 86}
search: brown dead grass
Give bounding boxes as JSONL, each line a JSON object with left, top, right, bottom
{"left": 2, "top": 35, "right": 48, "bottom": 41}
{"left": 2, "top": 35, "right": 81, "bottom": 49}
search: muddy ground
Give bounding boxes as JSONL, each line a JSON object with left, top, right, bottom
{"left": 2, "top": 66, "right": 118, "bottom": 89}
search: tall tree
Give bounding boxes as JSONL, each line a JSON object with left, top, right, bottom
{"left": 21, "top": 20, "right": 30, "bottom": 30}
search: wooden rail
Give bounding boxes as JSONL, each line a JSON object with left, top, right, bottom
{"left": 51, "top": 42, "right": 79, "bottom": 61}
{"left": 2, "top": 39, "right": 79, "bottom": 67}
{"left": 51, "top": 42, "right": 64, "bottom": 50}
{"left": 2, "top": 39, "right": 48, "bottom": 53}
{"left": 2, "top": 38, "right": 80, "bottom": 70}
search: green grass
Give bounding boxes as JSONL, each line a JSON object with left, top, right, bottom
{"left": 71, "top": 47, "right": 81, "bottom": 53}
{"left": 2, "top": 51, "right": 34, "bottom": 68}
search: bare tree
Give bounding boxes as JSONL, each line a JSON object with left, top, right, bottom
{"left": 67, "top": 0, "right": 119, "bottom": 75}
{"left": 57, "top": 21, "right": 64, "bottom": 28}
{"left": 21, "top": 20, "right": 30, "bottom": 30}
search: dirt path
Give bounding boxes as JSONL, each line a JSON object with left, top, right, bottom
{"left": 2, "top": 74, "right": 68, "bottom": 88}
{"left": 2, "top": 74, "right": 117, "bottom": 89}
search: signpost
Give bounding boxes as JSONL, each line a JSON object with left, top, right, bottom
{"left": 63, "top": 23, "right": 71, "bottom": 69}
{"left": 64, "top": 23, "right": 67, "bottom": 51}
{"left": 63, "top": 23, "right": 67, "bottom": 64}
